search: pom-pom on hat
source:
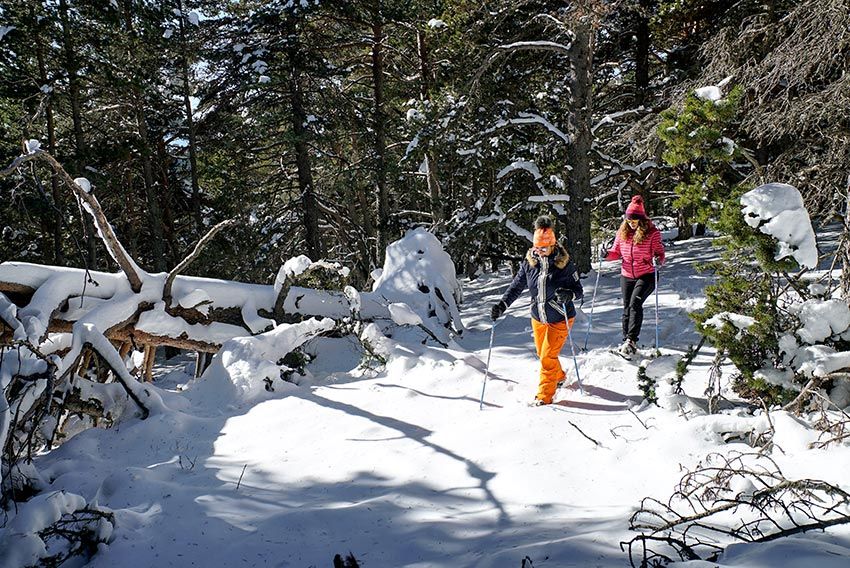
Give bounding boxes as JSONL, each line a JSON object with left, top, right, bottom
{"left": 533, "top": 215, "right": 557, "bottom": 247}
{"left": 625, "top": 195, "right": 648, "bottom": 220}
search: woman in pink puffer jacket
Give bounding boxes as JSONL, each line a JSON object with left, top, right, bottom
{"left": 605, "top": 195, "right": 666, "bottom": 357}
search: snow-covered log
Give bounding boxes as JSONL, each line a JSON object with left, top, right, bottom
{"left": 0, "top": 263, "right": 276, "bottom": 352}
{"left": 1, "top": 150, "right": 466, "bottom": 519}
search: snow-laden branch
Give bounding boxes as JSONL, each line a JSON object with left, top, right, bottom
{"left": 497, "top": 160, "right": 542, "bottom": 181}
{"left": 472, "top": 34, "right": 572, "bottom": 90}
{"left": 472, "top": 196, "right": 535, "bottom": 243}
{"left": 591, "top": 107, "right": 646, "bottom": 134}
{"left": 0, "top": 292, "right": 25, "bottom": 340}
{"left": 591, "top": 146, "right": 658, "bottom": 187}
{"left": 0, "top": 490, "right": 114, "bottom": 568}
{"left": 484, "top": 112, "right": 571, "bottom": 146}
{"left": 496, "top": 40, "right": 572, "bottom": 54}
{"left": 63, "top": 323, "right": 161, "bottom": 419}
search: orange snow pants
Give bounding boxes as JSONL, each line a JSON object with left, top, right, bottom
{"left": 532, "top": 317, "right": 575, "bottom": 404}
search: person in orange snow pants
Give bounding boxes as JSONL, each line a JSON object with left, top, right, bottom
{"left": 531, "top": 317, "right": 575, "bottom": 403}
{"left": 490, "top": 216, "right": 584, "bottom": 405}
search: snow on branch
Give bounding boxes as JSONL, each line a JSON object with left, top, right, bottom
{"left": 473, "top": 37, "right": 571, "bottom": 91}
{"left": 741, "top": 183, "right": 818, "bottom": 269}
{"left": 496, "top": 40, "right": 572, "bottom": 54}
{"left": 203, "top": 318, "right": 337, "bottom": 401}
{"left": 484, "top": 112, "right": 571, "bottom": 146}
{"left": 497, "top": 160, "right": 542, "bottom": 181}
{"left": 0, "top": 491, "right": 114, "bottom": 568}
{"left": 592, "top": 147, "right": 657, "bottom": 181}
{"left": 0, "top": 291, "right": 25, "bottom": 340}
{"left": 591, "top": 107, "right": 646, "bottom": 134}
{"left": 64, "top": 324, "right": 160, "bottom": 419}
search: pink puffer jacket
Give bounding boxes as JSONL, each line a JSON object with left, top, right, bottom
{"left": 605, "top": 225, "right": 665, "bottom": 278}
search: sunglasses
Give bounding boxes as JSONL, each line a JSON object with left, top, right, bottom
{"left": 532, "top": 246, "right": 551, "bottom": 253}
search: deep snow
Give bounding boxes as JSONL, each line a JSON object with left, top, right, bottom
{"left": 5, "top": 235, "right": 850, "bottom": 568}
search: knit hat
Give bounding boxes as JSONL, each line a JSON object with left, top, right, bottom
{"left": 625, "top": 195, "right": 648, "bottom": 220}
{"left": 532, "top": 216, "right": 557, "bottom": 247}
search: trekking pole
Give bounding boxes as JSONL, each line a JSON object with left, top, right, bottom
{"left": 582, "top": 244, "right": 603, "bottom": 351}
{"left": 653, "top": 259, "right": 660, "bottom": 353}
{"left": 479, "top": 323, "right": 496, "bottom": 410}
{"left": 564, "top": 303, "right": 585, "bottom": 395}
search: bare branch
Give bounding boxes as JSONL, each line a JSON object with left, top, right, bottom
{"left": 781, "top": 376, "right": 823, "bottom": 414}
{"left": 624, "top": 451, "right": 850, "bottom": 565}
{"left": 1, "top": 150, "right": 144, "bottom": 292}
{"left": 568, "top": 420, "right": 601, "bottom": 446}
{"left": 163, "top": 218, "right": 237, "bottom": 306}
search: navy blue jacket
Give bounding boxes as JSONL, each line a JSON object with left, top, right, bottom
{"left": 500, "top": 245, "right": 584, "bottom": 324}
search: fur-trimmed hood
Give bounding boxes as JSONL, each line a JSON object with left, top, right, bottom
{"left": 526, "top": 244, "right": 570, "bottom": 269}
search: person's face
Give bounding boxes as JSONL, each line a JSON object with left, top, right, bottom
{"left": 626, "top": 218, "right": 640, "bottom": 229}
{"left": 533, "top": 245, "right": 553, "bottom": 256}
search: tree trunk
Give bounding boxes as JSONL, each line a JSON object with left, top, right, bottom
{"left": 634, "top": 0, "right": 650, "bottom": 108}
{"left": 177, "top": 0, "right": 203, "bottom": 236}
{"left": 121, "top": 2, "right": 167, "bottom": 272}
{"left": 371, "top": 3, "right": 390, "bottom": 260}
{"left": 289, "top": 37, "right": 324, "bottom": 260}
{"left": 342, "top": 180, "right": 373, "bottom": 282}
{"left": 417, "top": 28, "right": 442, "bottom": 225}
{"left": 842, "top": 187, "right": 850, "bottom": 300}
{"left": 155, "top": 134, "right": 180, "bottom": 267}
{"left": 677, "top": 207, "right": 694, "bottom": 240}
{"left": 32, "top": 4, "right": 64, "bottom": 266}
{"left": 564, "top": 20, "right": 593, "bottom": 274}
{"left": 58, "top": 0, "right": 97, "bottom": 269}
{"left": 134, "top": 109, "right": 167, "bottom": 272}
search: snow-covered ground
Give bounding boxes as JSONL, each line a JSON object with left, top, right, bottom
{"left": 6, "top": 236, "right": 850, "bottom": 568}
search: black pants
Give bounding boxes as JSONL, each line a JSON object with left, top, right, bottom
{"left": 621, "top": 273, "right": 656, "bottom": 343}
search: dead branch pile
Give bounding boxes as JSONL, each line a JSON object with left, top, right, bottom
{"left": 623, "top": 451, "right": 850, "bottom": 567}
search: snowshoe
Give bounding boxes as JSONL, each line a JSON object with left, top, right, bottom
{"left": 609, "top": 349, "right": 631, "bottom": 361}
{"left": 611, "top": 339, "right": 637, "bottom": 360}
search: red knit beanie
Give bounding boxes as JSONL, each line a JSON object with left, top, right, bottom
{"left": 532, "top": 216, "right": 557, "bottom": 247}
{"left": 625, "top": 195, "right": 648, "bottom": 220}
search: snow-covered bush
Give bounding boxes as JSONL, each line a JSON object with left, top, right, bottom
{"left": 693, "top": 182, "right": 841, "bottom": 407}
{"left": 200, "top": 318, "right": 336, "bottom": 401}
{"left": 0, "top": 490, "right": 114, "bottom": 568}
{"left": 372, "top": 227, "right": 464, "bottom": 337}
{"left": 274, "top": 256, "right": 351, "bottom": 295}
{"left": 275, "top": 229, "right": 463, "bottom": 345}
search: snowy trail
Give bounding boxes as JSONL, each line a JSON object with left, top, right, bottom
{"left": 27, "top": 236, "right": 850, "bottom": 568}
{"left": 462, "top": 237, "right": 715, "bottom": 407}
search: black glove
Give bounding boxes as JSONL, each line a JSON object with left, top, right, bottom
{"left": 600, "top": 237, "right": 615, "bottom": 260}
{"left": 554, "top": 288, "right": 574, "bottom": 303}
{"left": 490, "top": 300, "right": 507, "bottom": 321}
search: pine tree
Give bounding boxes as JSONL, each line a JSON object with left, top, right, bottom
{"left": 656, "top": 85, "right": 745, "bottom": 238}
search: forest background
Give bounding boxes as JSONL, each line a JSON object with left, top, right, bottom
{"left": 2, "top": 0, "right": 848, "bottom": 284}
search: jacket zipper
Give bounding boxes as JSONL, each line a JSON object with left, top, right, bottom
{"left": 538, "top": 255, "right": 548, "bottom": 324}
